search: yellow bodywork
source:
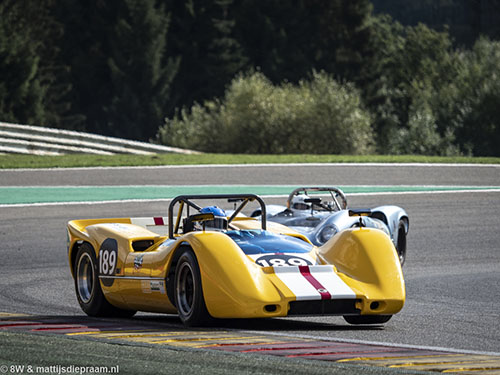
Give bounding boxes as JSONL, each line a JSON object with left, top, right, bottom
{"left": 68, "top": 216, "right": 405, "bottom": 319}
{"left": 318, "top": 228, "right": 405, "bottom": 315}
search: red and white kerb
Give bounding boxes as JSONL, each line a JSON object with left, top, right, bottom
{"left": 273, "top": 265, "right": 356, "bottom": 301}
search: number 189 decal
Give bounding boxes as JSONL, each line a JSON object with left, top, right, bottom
{"left": 255, "top": 254, "right": 313, "bottom": 267}
{"left": 98, "top": 238, "right": 118, "bottom": 276}
{"left": 99, "top": 249, "right": 116, "bottom": 275}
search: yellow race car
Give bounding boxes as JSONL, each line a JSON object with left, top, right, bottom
{"left": 67, "top": 194, "right": 405, "bottom": 326}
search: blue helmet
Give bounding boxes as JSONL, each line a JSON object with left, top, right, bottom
{"left": 200, "top": 206, "right": 227, "bottom": 230}
{"left": 200, "top": 206, "right": 226, "bottom": 217}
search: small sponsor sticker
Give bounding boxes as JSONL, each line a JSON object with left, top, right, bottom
{"left": 150, "top": 280, "right": 166, "bottom": 294}
{"left": 141, "top": 280, "right": 166, "bottom": 294}
{"left": 134, "top": 254, "right": 144, "bottom": 270}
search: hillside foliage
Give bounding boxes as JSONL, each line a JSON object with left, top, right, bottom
{"left": 1, "top": 0, "right": 499, "bottom": 155}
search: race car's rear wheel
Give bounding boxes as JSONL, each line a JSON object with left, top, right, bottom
{"left": 343, "top": 315, "right": 392, "bottom": 325}
{"left": 174, "top": 249, "right": 210, "bottom": 326}
{"left": 396, "top": 220, "right": 407, "bottom": 266}
{"left": 74, "top": 243, "right": 135, "bottom": 318}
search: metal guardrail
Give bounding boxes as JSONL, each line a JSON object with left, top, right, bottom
{"left": 0, "top": 122, "right": 200, "bottom": 155}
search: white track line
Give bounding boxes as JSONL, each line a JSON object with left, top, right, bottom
{"left": 1, "top": 184, "right": 499, "bottom": 188}
{"left": 2, "top": 162, "right": 500, "bottom": 172}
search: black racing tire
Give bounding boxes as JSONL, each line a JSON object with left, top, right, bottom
{"left": 74, "top": 243, "right": 136, "bottom": 318}
{"left": 343, "top": 315, "right": 392, "bottom": 325}
{"left": 396, "top": 220, "right": 407, "bottom": 266}
{"left": 174, "top": 249, "right": 211, "bottom": 326}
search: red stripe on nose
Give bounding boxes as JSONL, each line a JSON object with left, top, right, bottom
{"left": 299, "top": 266, "right": 332, "bottom": 300}
{"left": 154, "top": 217, "right": 164, "bottom": 225}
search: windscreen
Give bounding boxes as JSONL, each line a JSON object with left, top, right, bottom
{"left": 226, "top": 230, "right": 313, "bottom": 255}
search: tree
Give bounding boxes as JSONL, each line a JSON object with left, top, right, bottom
{"left": 358, "top": 16, "right": 459, "bottom": 153}
{"left": 447, "top": 38, "right": 500, "bottom": 156}
{"left": 106, "top": 0, "right": 179, "bottom": 140}
{"left": 372, "top": 0, "right": 500, "bottom": 47}
{"left": 0, "top": 0, "right": 71, "bottom": 127}
{"left": 233, "top": 0, "right": 312, "bottom": 83}
{"left": 233, "top": 0, "right": 375, "bottom": 84}
{"left": 57, "top": 0, "right": 178, "bottom": 140}
{"left": 307, "top": 0, "right": 375, "bottom": 81}
{"left": 165, "top": 0, "right": 247, "bottom": 116}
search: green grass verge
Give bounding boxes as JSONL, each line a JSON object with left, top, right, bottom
{"left": 0, "top": 153, "right": 499, "bottom": 169}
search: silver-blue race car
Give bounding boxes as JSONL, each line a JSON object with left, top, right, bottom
{"left": 251, "top": 187, "right": 409, "bottom": 265}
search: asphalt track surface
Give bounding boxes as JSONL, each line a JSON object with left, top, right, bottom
{"left": 1, "top": 163, "right": 499, "bottom": 374}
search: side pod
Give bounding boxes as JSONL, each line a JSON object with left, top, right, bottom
{"left": 319, "top": 228, "right": 405, "bottom": 315}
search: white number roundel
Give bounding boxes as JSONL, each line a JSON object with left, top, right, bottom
{"left": 255, "top": 254, "right": 312, "bottom": 267}
{"left": 99, "top": 249, "right": 116, "bottom": 275}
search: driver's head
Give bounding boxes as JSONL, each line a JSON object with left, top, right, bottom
{"left": 200, "top": 206, "right": 228, "bottom": 230}
{"left": 291, "top": 195, "right": 311, "bottom": 210}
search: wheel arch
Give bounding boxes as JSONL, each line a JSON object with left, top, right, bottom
{"left": 392, "top": 214, "right": 409, "bottom": 244}
{"left": 69, "top": 240, "right": 98, "bottom": 278}
{"left": 400, "top": 215, "right": 410, "bottom": 232}
{"left": 372, "top": 206, "right": 409, "bottom": 235}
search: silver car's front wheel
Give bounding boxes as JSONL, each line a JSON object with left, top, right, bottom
{"left": 396, "top": 220, "right": 407, "bottom": 266}
{"left": 174, "top": 249, "right": 210, "bottom": 326}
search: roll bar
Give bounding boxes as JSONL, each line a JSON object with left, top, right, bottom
{"left": 286, "top": 187, "right": 348, "bottom": 211}
{"left": 168, "top": 194, "right": 267, "bottom": 239}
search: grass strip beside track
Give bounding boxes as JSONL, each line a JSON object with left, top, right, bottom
{"left": 1, "top": 185, "right": 499, "bottom": 205}
{"left": 1, "top": 153, "right": 500, "bottom": 169}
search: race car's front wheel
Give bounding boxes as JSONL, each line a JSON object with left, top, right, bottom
{"left": 396, "top": 220, "right": 407, "bottom": 266}
{"left": 343, "top": 315, "right": 392, "bottom": 325}
{"left": 74, "top": 243, "right": 136, "bottom": 318}
{"left": 174, "top": 249, "right": 210, "bottom": 326}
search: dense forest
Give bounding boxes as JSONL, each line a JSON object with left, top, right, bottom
{"left": 1, "top": 0, "right": 499, "bottom": 156}
{"left": 372, "top": 0, "right": 500, "bottom": 47}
